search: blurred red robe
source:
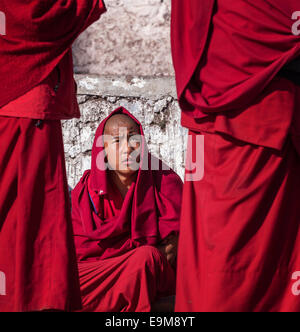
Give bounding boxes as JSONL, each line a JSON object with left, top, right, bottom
{"left": 171, "top": 0, "right": 300, "bottom": 312}
{"left": 0, "top": 0, "right": 106, "bottom": 312}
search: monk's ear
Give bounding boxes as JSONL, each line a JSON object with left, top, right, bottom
{"left": 103, "top": 142, "right": 109, "bottom": 161}
{"left": 103, "top": 139, "right": 109, "bottom": 150}
{"left": 104, "top": 153, "right": 108, "bottom": 163}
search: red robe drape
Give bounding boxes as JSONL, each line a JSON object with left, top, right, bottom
{"left": 71, "top": 107, "right": 183, "bottom": 312}
{"left": 0, "top": 0, "right": 106, "bottom": 109}
{"left": 0, "top": 118, "right": 81, "bottom": 312}
{"left": 171, "top": 0, "right": 300, "bottom": 312}
{"left": 0, "top": 0, "right": 106, "bottom": 311}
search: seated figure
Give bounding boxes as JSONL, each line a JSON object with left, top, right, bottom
{"left": 71, "top": 107, "right": 183, "bottom": 312}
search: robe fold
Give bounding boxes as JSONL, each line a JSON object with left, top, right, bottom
{"left": 0, "top": 118, "right": 81, "bottom": 312}
{"left": 71, "top": 107, "right": 183, "bottom": 312}
{"left": 171, "top": 0, "right": 300, "bottom": 151}
{"left": 0, "top": 0, "right": 106, "bottom": 109}
{"left": 171, "top": 0, "right": 300, "bottom": 312}
{"left": 0, "top": 0, "right": 106, "bottom": 311}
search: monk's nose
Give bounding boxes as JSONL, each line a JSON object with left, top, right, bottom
{"left": 122, "top": 139, "right": 134, "bottom": 154}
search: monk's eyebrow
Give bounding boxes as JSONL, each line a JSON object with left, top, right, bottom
{"left": 112, "top": 128, "right": 139, "bottom": 136}
{"left": 128, "top": 126, "right": 140, "bottom": 133}
{"left": 112, "top": 132, "right": 137, "bottom": 139}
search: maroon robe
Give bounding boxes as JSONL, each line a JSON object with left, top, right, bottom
{"left": 171, "top": 0, "right": 300, "bottom": 312}
{"left": 0, "top": 0, "right": 106, "bottom": 311}
{"left": 71, "top": 107, "right": 183, "bottom": 312}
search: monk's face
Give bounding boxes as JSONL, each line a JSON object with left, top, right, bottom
{"left": 103, "top": 114, "right": 142, "bottom": 176}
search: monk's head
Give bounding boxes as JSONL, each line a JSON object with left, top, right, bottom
{"left": 103, "top": 113, "right": 142, "bottom": 176}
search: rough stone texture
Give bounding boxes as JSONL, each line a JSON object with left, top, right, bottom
{"left": 72, "top": 0, "right": 174, "bottom": 77}
{"left": 65, "top": 1, "right": 187, "bottom": 188}
{"left": 63, "top": 76, "right": 187, "bottom": 189}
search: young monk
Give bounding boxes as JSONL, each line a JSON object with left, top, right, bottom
{"left": 0, "top": 1, "right": 106, "bottom": 312}
{"left": 71, "top": 107, "right": 183, "bottom": 312}
{"left": 171, "top": 0, "right": 300, "bottom": 312}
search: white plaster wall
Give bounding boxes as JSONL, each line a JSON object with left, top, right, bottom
{"left": 63, "top": 76, "right": 187, "bottom": 188}
{"left": 65, "top": 0, "right": 188, "bottom": 188}
{"left": 72, "top": 0, "right": 174, "bottom": 76}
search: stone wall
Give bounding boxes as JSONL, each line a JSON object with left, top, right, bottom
{"left": 63, "top": 0, "right": 188, "bottom": 188}
{"left": 72, "top": 0, "right": 174, "bottom": 77}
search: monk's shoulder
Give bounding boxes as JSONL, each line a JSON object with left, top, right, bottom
{"left": 81, "top": 170, "right": 91, "bottom": 184}
{"left": 151, "top": 158, "right": 183, "bottom": 189}
{"left": 72, "top": 170, "right": 91, "bottom": 198}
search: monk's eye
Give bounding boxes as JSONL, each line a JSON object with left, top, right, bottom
{"left": 129, "top": 136, "right": 141, "bottom": 145}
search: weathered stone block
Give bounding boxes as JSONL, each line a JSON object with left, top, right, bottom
{"left": 72, "top": 0, "right": 173, "bottom": 77}
{"left": 63, "top": 76, "right": 187, "bottom": 188}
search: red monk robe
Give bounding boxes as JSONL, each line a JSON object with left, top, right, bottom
{"left": 0, "top": 1, "right": 106, "bottom": 312}
{"left": 71, "top": 107, "right": 183, "bottom": 312}
{"left": 171, "top": 0, "right": 300, "bottom": 312}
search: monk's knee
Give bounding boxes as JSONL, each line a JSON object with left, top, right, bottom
{"left": 131, "top": 246, "right": 164, "bottom": 267}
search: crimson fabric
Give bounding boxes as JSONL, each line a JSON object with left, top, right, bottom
{"left": 0, "top": 51, "right": 79, "bottom": 120}
{"left": 0, "top": 117, "right": 81, "bottom": 312}
{"left": 176, "top": 127, "right": 300, "bottom": 312}
{"left": 180, "top": 76, "right": 298, "bottom": 151}
{"left": 78, "top": 246, "right": 176, "bottom": 312}
{"left": 171, "top": 0, "right": 300, "bottom": 312}
{"left": 72, "top": 107, "right": 183, "bottom": 311}
{"left": 0, "top": 0, "right": 106, "bottom": 109}
{"left": 171, "top": 0, "right": 300, "bottom": 114}
{"left": 72, "top": 107, "right": 183, "bottom": 262}
{"left": 171, "top": 0, "right": 300, "bottom": 151}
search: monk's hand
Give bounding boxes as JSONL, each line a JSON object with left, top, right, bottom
{"left": 157, "top": 234, "right": 178, "bottom": 266}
